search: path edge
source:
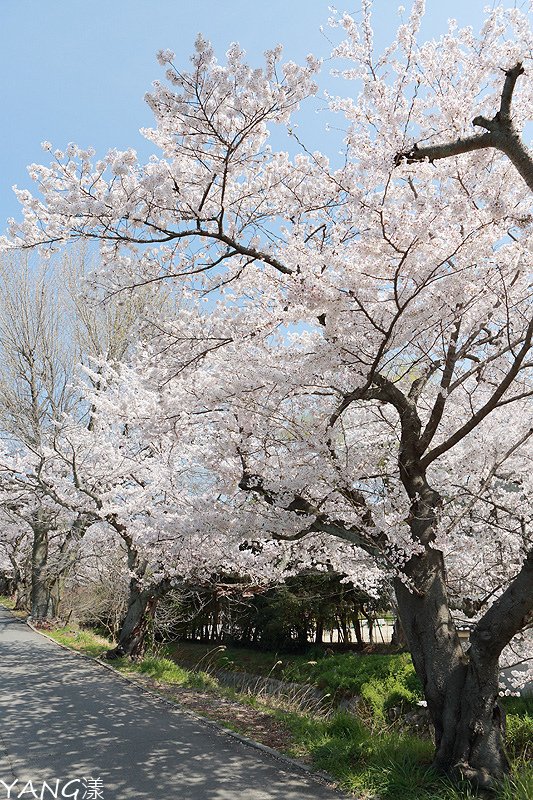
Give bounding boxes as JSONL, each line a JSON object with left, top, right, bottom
{"left": 5, "top": 607, "right": 341, "bottom": 795}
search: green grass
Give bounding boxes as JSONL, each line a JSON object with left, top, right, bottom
{"left": 44, "top": 626, "right": 533, "bottom": 799}
{"left": 46, "top": 627, "right": 219, "bottom": 691}
{"left": 504, "top": 702, "right": 533, "bottom": 761}
{"left": 0, "top": 594, "right": 16, "bottom": 610}
{"left": 275, "top": 708, "right": 532, "bottom": 800}
{"left": 116, "top": 654, "right": 219, "bottom": 691}
{"left": 169, "top": 643, "right": 424, "bottom": 719}
{"left": 283, "top": 650, "right": 421, "bottom": 695}
{"left": 47, "top": 626, "right": 113, "bottom": 658}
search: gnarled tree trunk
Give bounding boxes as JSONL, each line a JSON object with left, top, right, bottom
{"left": 393, "top": 422, "right": 528, "bottom": 789}
{"left": 106, "top": 579, "right": 160, "bottom": 660}
{"left": 105, "top": 528, "right": 170, "bottom": 660}
{"left": 395, "top": 533, "right": 532, "bottom": 788}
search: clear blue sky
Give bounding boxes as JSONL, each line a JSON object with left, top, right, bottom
{"left": 0, "top": 1, "right": 527, "bottom": 229}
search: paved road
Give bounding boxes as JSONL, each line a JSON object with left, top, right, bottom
{"left": 0, "top": 607, "right": 344, "bottom": 800}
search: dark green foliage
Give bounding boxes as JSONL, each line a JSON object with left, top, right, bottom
{"left": 161, "top": 570, "right": 390, "bottom": 651}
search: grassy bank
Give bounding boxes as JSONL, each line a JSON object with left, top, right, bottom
{"left": 45, "top": 626, "right": 219, "bottom": 690}
{"left": 167, "top": 641, "right": 424, "bottom": 715}
{"left": 274, "top": 709, "right": 532, "bottom": 800}
{"left": 28, "top": 624, "right": 533, "bottom": 799}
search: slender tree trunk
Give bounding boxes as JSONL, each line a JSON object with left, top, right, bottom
{"left": 341, "top": 616, "right": 350, "bottom": 644}
{"left": 13, "top": 570, "right": 29, "bottom": 611}
{"left": 353, "top": 611, "right": 363, "bottom": 647}
{"left": 296, "top": 617, "right": 309, "bottom": 647}
{"left": 391, "top": 614, "right": 407, "bottom": 648}
{"left": 12, "top": 585, "right": 23, "bottom": 610}
{"left": 47, "top": 514, "right": 89, "bottom": 619}
{"left": 48, "top": 575, "right": 64, "bottom": 618}
{"left": 8, "top": 558, "right": 26, "bottom": 611}
{"left": 362, "top": 612, "right": 374, "bottom": 644}
{"left": 211, "top": 599, "right": 220, "bottom": 642}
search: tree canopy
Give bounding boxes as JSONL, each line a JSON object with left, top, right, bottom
{"left": 1, "top": 0, "right": 532, "bottom": 787}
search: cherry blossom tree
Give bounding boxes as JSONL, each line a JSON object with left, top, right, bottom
{"left": 0, "top": 506, "right": 31, "bottom": 609}
{"left": 0, "top": 251, "right": 145, "bottom": 619}
{"left": 3, "top": 0, "right": 533, "bottom": 786}
{"left": 31, "top": 354, "right": 320, "bottom": 658}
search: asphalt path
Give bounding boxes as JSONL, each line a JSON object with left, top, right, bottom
{"left": 0, "top": 607, "right": 345, "bottom": 800}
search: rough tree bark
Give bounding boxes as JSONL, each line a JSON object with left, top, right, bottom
{"left": 105, "top": 521, "right": 170, "bottom": 660}
{"left": 388, "top": 64, "right": 533, "bottom": 785}
{"left": 30, "top": 511, "right": 52, "bottom": 620}
{"left": 383, "top": 373, "right": 529, "bottom": 788}
{"left": 106, "top": 578, "right": 160, "bottom": 660}
{"left": 395, "top": 542, "right": 533, "bottom": 787}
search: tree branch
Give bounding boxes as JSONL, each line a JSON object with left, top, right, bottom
{"left": 238, "top": 470, "right": 388, "bottom": 558}
{"left": 421, "top": 313, "right": 533, "bottom": 468}
{"left": 470, "top": 548, "right": 533, "bottom": 661}
{"left": 395, "top": 63, "right": 533, "bottom": 192}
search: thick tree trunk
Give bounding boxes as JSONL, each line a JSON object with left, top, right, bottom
{"left": 388, "top": 398, "right": 512, "bottom": 786}
{"left": 394, "top": 548, "right": 510, "bottom": 788}
{"left": 30, "top": 518, "right": 52, "bottom": 620}
{"left": 106, "top": 579, "right": 158, "bottom": 660}
{"left": 450, "top": 658, "right": 508, "bottom": 785}
{"left": 241, "top": 369, "right": 531, "bottom": 789}
{"left": 103, "top": 520, "right": 171, "bottom": 660}
{"left": 393, "top": 448, "right": 533, "bottom": 789}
